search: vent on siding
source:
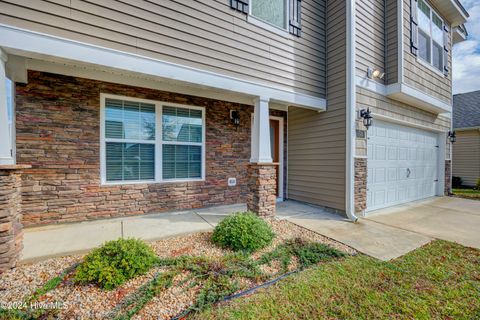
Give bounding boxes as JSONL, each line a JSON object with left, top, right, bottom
{"left": 230, "top": 0, "right": 249, "bottom": 14}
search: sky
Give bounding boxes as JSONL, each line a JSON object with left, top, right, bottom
{"left": 452, "top": 0, "right": 480, "bottom": 94}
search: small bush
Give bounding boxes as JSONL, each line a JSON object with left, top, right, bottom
{"left": 452, "top": 176, "right": 462, "bottom": 188}
{"left": 211, "top": 212, "right": 275, "bottom": 253}
{"left": 476, "top": 178, "right": 480, "bottom": 190}
{"left": 74, "top": 238, "right": 158, "bottom": 290}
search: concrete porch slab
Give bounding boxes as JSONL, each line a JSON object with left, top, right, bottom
{"left": 194, "top": 203, "right": 246, "bottom": 226}
{"left": 22, "top": 210, "right": 214, "bottom": 262}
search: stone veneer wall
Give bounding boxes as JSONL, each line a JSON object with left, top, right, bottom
{"left": 16, "top": 71, "right": 286, "bottom": 226}
{"left": 354, "top": 157, "right": 367, "bottom": 214}
{"left": 0, "top": 168, "right": 25, "bottom": 272}
{"left": 247, "top": 164, "right": 277, "bottom": 217}
{"left": 445, "top": 159, "right": 452, "bottom": 195}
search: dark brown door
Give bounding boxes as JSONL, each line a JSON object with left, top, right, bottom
{"left": 270, "top": 119, "right": 280, "bottom": 197}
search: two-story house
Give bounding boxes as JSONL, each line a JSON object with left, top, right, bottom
{"left": 0, "top": 0, "right": 469, "bottom": 269}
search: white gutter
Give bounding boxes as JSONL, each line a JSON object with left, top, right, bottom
{"left": 345, "top": 0, "right": 358, "bottom": 222}
{"left": 454, "top": 126, "right": 480, "bottom": 131}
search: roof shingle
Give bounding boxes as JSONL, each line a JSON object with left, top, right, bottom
{"left": 453, "top": 90, "right": 480, "bottom": 129}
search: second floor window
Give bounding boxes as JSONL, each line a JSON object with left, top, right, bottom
{"left": 251, "top": 0, "right": 287, "bottom": 29}
{"left": 417, "top": 0, "right": 444, "bottom": 72}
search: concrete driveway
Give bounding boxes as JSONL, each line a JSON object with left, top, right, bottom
{"left": 365, "top": 197, "right": 480, "bottom": 250}
{"left": 286, "top": 197, "right": 479, "bottom": 261}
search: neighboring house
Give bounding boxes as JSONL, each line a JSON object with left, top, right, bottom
{"left": 0, "top": 0, "right": 469, "bottom": 269}
{"left": 452, "top": 91, "right": 480, "bottom": 187}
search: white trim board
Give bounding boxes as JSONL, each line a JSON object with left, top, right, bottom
{"left": 250, "top": 113, "right": 285, "bottom": 200}
{"left": 355, "top": 76, "right": 452, "bottom": 114}
{"left": 371, "top": 113, "right": 446, "bottom": 133}
{"left": 346, "top": 0, "right": 357, "bottom": 220}
{"left": 0, "top": 24, "right": 326, "bottom": 111}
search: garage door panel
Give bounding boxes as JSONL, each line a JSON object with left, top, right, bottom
{"left": 366, "top": 120, "right": 439, "bottom": 212}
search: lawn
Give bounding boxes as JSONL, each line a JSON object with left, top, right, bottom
{"left": 453, "top": 188, "right": 480, "bottom": 200}
{"left": 196, "top": 240, "right": 480, "bottom": 319}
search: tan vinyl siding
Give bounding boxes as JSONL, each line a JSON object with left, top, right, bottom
{"left": 355, "top": 0, "right": 385, "bottom": 82}
{"left": 385, "top": 0, "right": 398, "bottom": 84}
{"left": 403, "top": 0, "right": 452, "bottom": 103}
{"left": 355, "top": 87, "right": 451, "bottom": 156}
{"left": 452, "top": 130, "right": 480, "bottom": 186}
{"left": 287, "top": 0, "right": 346, "bottom": 211}
{"left": 0, "top": 0, "right": 326, "bottom": 98}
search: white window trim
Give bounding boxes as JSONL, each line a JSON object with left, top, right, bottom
{"left": 7, "top": 78, "right": 15, "bottom": 163}
{"left": 416, "top": 0, "right": 445, "bottom": 73}
{"left": 100, "top": 93, "right": 206, "bottom": 185}
{"left": 248, "top": 0, "right": 290, "bottom": 34}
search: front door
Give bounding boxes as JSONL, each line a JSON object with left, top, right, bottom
{"left": 270, "top": 119, "right": 280, "bottom": 197}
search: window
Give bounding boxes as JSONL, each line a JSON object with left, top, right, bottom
{"left": 417, "top": 0, "right": 444, "bottom": 71}
{"left": 251, "top": 0, "right": 287, "bottom": 29}
{"left": 101, "top": 95, "right": 205, "bottom": 184}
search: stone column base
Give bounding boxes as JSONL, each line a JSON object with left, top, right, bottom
{"left": 445, "top": 159, "right": 452, "bottom": 195}
{"left": 0, "top": 165, "right": 29, "bottom": 272}
{"left": 354, "top": 157, "right": 367, "bottom": 214}
{"left": 247, "top": 164, "right": 276, "bottom": 217}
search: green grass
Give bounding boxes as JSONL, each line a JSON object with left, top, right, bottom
{"left": 195, "top": 241, "right": 480, "bottom": 320}
{"left": 453, "top": 188, "right": 480, "bottom": 200}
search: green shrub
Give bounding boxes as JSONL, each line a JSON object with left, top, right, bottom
{"left": 211, "top": 212, "right": 275, "bottom": 253}
{"left": 476, "top": 178, "right": 480, "bottom": 190}
{"left": 74, "top": 238, "right": 158, "bottom": 290}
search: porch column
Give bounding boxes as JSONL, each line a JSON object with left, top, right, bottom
{"left": 250, "top": 97, "right": 272, "bottom": 163}
{"left": 0, "top": 165, "right": 29, "bottom": 272}
{"left": 0, "top": 48, "right": 13, "bottom": 165}
{"left": 248, "top": 97, "right": 276, "bottom": 217}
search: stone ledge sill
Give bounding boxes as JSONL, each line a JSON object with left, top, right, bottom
{"left": 0, "top": 164, "right": 32, "bottom": 170}
{"left": 250, "top": 163, "right": 280, "bottom": 166}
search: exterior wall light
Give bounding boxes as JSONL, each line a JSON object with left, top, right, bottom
{"left": 360, "top": 108, "right": 373, "bottom": 129}
{"left": 367, "top": 67, "right": 385, "bottom": 80}
{"left": 230, "top": 110, "right": 240, "bottom": 127}
{"left": 448, "top": 130, "right": 456, "bottom": 143}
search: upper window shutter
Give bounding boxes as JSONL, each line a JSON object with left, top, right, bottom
{"left": 443, "top": 25, "right": 449, "bottom": 76}
{"left": 230, "top": 0, "right": 249, "bottom": 14}
{"left": 289, "top": 0, "right": 302, "bottom": 37}
{"left": 410, "top": 0, "right": 419, "bottom": 56}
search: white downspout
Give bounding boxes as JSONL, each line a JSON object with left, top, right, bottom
{"left": 346, "top": 0, "right": 358, "bottom": 222}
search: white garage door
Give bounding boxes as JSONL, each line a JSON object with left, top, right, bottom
{"left": 366, "top": 120, "right": 439, "bottom": 212}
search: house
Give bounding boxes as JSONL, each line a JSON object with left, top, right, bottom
{"left": 452, "top": 91, "right": 480, "bottom": 187}
{"left": 0, "top": 0, "right": 469, "bottom": 271}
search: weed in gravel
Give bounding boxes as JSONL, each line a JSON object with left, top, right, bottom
{"left": 258, "top": 238, "right": 346, "bottom": 274}
{"left": 108, "top": 270, "right": 179, "bottom": 320}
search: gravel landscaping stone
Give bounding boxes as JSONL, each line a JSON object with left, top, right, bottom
{"left": 0, "top": 219, "right": 356, "bottom": 319}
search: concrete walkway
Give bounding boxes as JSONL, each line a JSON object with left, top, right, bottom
{"left": 21, "top": 197, "right": 479, "bottom": 263}
{"left": 21, "top": 204, "right": 245, "bottom": 262}
{"left": 22, "top": 202, "right": 317, "bottom": 262}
